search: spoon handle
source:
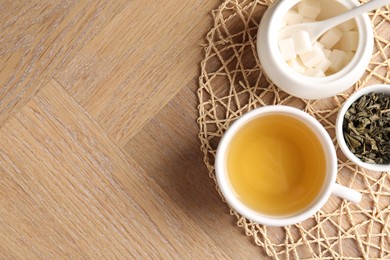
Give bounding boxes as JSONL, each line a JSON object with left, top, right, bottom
{"left": 322, "top": 0, "right": 390, "bottom": 30}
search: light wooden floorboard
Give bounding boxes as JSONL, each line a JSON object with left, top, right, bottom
{"left": 124, "top": 79, "right": 263, "bottom": 257}
{"left": 6, "top": 0, "right": 385, "bottom": 257}
{"left": 0, "top": 0, "right": 129, "bottom": 127}
{"left": 54, "top": 0, "right": 220, "bottom": 146}
{"left": 0, "top": 80, "right": 231, "bottom": 258}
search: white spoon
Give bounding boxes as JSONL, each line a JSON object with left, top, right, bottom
{"left": 279, "top": 0, "right": 390, "bottom": 41}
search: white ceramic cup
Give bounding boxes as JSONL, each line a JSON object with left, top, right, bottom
{"left": 256, "top": 0, "right": 373, "bottom": 99}
{"left": 215, "top": 105, "right": 362, "bottom": 226}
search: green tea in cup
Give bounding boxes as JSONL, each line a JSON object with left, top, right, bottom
{"left": 227, "top": 114, "right": 326, "bottom": 215}
{"left": 216, "top": 105, "right": 361, "bottom": 226}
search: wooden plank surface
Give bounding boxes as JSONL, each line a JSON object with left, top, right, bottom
{"left": 2, "top": 0, "right": 387, "bottom": 258}
{"left": 0, "top": 0, "right": 130, "bottom": 126}
{"left": 0, "top": 80, "right": 232, "bottom": 258}
{"left": 0, "top": 0, "right": 268, "bottom": 258}
{"left": 55, "top": 0, "right": 221, "bottom": 145}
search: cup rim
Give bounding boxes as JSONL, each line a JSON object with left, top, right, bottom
{"left": 215, "top": 105, "right": 338, "bottom": 226}
{"left": 336, "top": 84, "right": 390, "bottom": 172}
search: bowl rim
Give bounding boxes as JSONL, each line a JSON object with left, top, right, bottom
{"left": 336, "top": 84, "right": 390, "bottom": 172}
{"left": 256, "top": 0, "right": 374, "bottom": 99}
{"left": 266, "top": 0, "right": 372, "bottom": 82}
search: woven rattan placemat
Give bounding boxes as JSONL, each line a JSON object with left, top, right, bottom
{"left": 197, "top": 0, "right": 390, "bottom": 258}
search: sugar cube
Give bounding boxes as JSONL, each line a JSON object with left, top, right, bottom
{"left": 314, "top": 41, "right": 324, "bottom": 49}
{"left": 328, "top": 49, "right": 348, "bottom": 72}
{"left": 345, "top": 51, "right": 355, "bottom": 63}
{"left": 288, "top": 58, "right": 306, "bottom": 73}
{"left": 298, "top": 0, "right": 321, "bottom": 20}
{"left": 337, "top": 19, "right": 357, "bottom": 32}
{"left": 319, "top": 28, "right": 342, "bottom": 49}
{"left": 305, "top": 68, "right": 326, "bottom": 77}
{"left": 314, "top": 58, "right": 332, "bottom": 72}
{"left": 284, "top": 10, "right": 303, "bottom": 25}
{"left": 279, "top": 38, "right": 296, "bottom": 61}
{"left": 292, "top": 30, "right": 312, "bottom": 55}
{"left": 323, "top": 48, "right": 332, "bottom": 58}
{"left": 338, "top": 31, "right": 359, "bottom": 51}
{"left": 279, "top": 19, "right": 287, "bottom": 29}
{"left": 299, "top": 45, "right": 326, "bottom": 68}
{"left": 302, "top": 17, "right": 316, "bottom": 23}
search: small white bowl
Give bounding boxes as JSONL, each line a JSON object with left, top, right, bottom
{"left": 257, "top": 0, "right": 374, "bottom": 100}
{"left": 336, "top": 84, "right": 390, "bottom": 172}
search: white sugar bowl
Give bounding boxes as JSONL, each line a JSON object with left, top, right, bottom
{"left": 257, "top": 0, "right": 373, "bottom": 100}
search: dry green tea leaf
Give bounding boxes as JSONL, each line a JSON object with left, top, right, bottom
{"left": 343, "top": 92, "right": 390, "bottom": 164}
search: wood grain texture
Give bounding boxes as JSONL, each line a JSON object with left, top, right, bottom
{"left": 124, "top": 79, "right": 266, "bottom": 258}
{"left": 0, "top": 80, "right": 230, "bottom": 258}
{"left": 0, "top": 0, "right": 129, "bottom": 127}
{"left": 3, "top": 0, "right": 387, "bottom": 258}
{"left": 55, "top": 0, "right": 220, "bottom": 146}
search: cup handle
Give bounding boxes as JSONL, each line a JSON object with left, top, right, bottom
{"left": 332, "top": 183, "right": 362, "bottom": 203}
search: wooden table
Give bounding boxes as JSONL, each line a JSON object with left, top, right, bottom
{"left": 1, "top": 1, "right": 388, "bottom": 258}
{"left": 0, "top": 0, "right": 267, "bottom": 258}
